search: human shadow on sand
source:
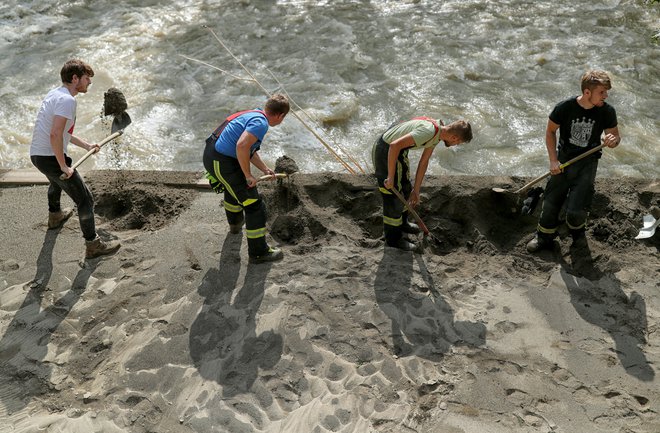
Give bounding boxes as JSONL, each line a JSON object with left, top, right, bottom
{"left": 561, "top": 240, "right": 653, "bottom": 382}
{"left": 0, "top": 228, "right": 97, "bottom": 415}
{"left": 373, "top": 247, "right": 486, "bottom": 359}
{"left": 189, "top": 234, "right": 283, "bottom": 397}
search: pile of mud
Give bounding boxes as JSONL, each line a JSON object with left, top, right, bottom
{"left": 260, "top": 173, "right": 658, "bottom": 250}
{"left": 86, "top": 170, "right": 200, "bottom": 231}
{"left": 256, "top": 173, "right": 659, "bottom": 283}
{"left": 81, "top": 169, "right": 658, "bottom": 276}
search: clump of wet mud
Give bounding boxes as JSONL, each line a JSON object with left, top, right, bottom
{"left": 274, "top": 155, "right": 299, "bottom": 175}
{"left": 103, "top": 88, "right": 128, "bottom": 117}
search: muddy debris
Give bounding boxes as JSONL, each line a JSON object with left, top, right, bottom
{"left": 275, "top": 155, "right": 299, "bottom": 175}
{"left": 103, "top": 87, "right": 128, "bottom": 117}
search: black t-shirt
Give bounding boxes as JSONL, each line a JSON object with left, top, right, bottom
{"left": 549, "top": 97, "right": 617, "bottom": 162}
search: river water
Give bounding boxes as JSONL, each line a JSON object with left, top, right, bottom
{"left": 1, "top": 0, "right": 658, "bottom": 178}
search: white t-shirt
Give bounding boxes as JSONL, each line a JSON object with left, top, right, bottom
{"left": 30, "top": 86, "right": 77, "bottom": 156}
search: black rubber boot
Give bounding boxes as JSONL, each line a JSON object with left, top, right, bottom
{"left": 249, "top": 247, "right": 284, "bottom": 264}
{"left": 526, "top": 233, "right": 553, "bottom": 253}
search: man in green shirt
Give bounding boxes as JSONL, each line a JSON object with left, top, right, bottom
{"left": 372, "top": 117, "right": 473, "bottom": 251}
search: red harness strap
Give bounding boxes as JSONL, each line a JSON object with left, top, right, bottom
{"left": 208, "top": 109, "right": 266, "bottom": 144}
{"left": 411, "top": 116, "right": 440, "bottom": 144}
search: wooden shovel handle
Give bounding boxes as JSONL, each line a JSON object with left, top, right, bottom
{"left": 390, "top": 188, "right": 431, "bottom": 236}
{"left": 257, "top": 173, "right": 289, "bottom": 182}
{"left": 514, "top": 142, "right": 607, "bottom": 194}
{"left": 60, "top": 130, "right": 123, "bottom": 180}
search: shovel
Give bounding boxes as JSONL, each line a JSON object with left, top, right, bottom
{"left": 257, "top": 173, "right": 289, "bottom": 182}
{"left": 60, "top": 103, "right": 132, "bottom": 180}
{"left": 635, "top": 214, "right": 660, "bottom": 239}
{"left": 493, "top": 142, "right": 607, "bottom": 195}
{"left": 389, "top": 187, "right": 442, "bottom": 249}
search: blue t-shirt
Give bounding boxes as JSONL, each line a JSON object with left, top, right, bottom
{"left": 215, "top": 110, "right": 268, "bottom": 158}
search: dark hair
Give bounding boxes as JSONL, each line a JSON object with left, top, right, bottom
{"left": 60, "top": 59, "right": 94, "bottom": 83}
{"left": 447, "top": 120, "right": 473, "bottom": 143}
{"left": 581, "top": 70, "right": 611, "bottom": 92}
{"left": 264, "top": 93, "right": 290, "bottom": 116}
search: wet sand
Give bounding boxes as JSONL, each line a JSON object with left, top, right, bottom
{"left": 0, "top": 170, "right": 658, "bottom": 432}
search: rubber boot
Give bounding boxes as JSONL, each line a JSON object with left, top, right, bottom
{"left": 86, "top": 236, "right": 121, "bottom": 259}
{"left": 401, "top": 220, "right": 421, "bottom": 235}
{"left": 386, "top": 238, "right": 419, "bottom": 252}
{"left": 229, "top": 213, "right": 245, "bottom": 234}
{"left": 570, "top": 228, "right": 588, "bottom": 250}
{"left": 526, "top": 233, "right": 553, "bottom": 253}
{"left": 249, "top": 247, "right": 284, "bottom": 264}
{"left": 48, "top": 208, "right": 74, "bottom": 229}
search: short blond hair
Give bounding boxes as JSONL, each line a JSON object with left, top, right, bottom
{"left": 581, "top": 70, "right": 611, "bottom": 92}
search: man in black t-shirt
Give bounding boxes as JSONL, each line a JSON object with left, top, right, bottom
{"left": 527, "top": 70, "right": 621, "bottom": 253}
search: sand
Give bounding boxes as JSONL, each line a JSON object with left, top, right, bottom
{"left": 0, "top": 170, "right": 658, "bottom": 433}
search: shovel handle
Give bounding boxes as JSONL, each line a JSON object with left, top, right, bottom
{"left": 514, "top": 142, "right": 607, "bottom": 194}
{"left": 60, "top": 130, "right": 124, "bottom": 180}
{"left": 257, "top": 173, "right": 289, "bottom": 182}
{"left": 390, "top": 188, "right": 431, "bottom": 236}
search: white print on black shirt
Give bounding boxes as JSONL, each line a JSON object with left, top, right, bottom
{"left": 569, "top": 117, "right": 595, "bottom": 148}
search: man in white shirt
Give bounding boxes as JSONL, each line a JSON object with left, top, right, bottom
{"left": 30, "top": 59, "right": 120, "bottom": 259}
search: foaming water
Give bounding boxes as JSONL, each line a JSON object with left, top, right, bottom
{"left": 0, "top": 0, "right": 658, "bottom": 178}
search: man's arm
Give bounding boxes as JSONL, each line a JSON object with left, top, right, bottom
{"left": 50, "top": 115, "right": 74, "bottom": 178}
{"left": 250, "top": 152, "right": 275, "bottom": 178}
{"left": 545, "top": 119, "right": 561, "bottom": 175}
{"left": 70, "top": 134, "right": 97, "bottom": 152}
{"left": 236, "top": 130, "right": 259, "bottom": 187}
{"left": 410, "top": 146, "right": 435, "bottom": 207}
{"left": 384, "top": 133, "right": 415, "bottom": 189}
{"left": 603, "top": 126, "right": 620, "bottom": 148}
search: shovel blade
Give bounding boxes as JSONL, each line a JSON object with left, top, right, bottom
{"left": 641, "top": 214, "right": 656, "bottom": 229}
{"left": 635, "top": 229, "right": 656, "bottom": 239}
{"left": 111, "top": 111, "right": 132, "bottom": 133}
{"left": 635, "top": 216, "right": 659, "bottom": 239}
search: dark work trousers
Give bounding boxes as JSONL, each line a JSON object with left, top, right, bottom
{"left": 372, "top": 135, "right": 413, "bottom": 245}
{"left": 30, "top": 155, "right": 97, "bottom": 241}
{"left": 537, "top": 157, "right": 599, "bottom": 239}
{"left": 203, "top": 143, "right": 269, "bottom": 257}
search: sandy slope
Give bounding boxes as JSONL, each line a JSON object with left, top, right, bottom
{"left": 0, "top": 171, "right": 658, "bottom": 433}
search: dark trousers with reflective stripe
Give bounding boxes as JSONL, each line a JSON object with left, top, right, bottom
{"left": 537, "top": 157, "right": 599, "bottom": 239}
{"left": 31, "top": 154, "right": 97, "bottom": 241}
{"left": 203, "top": 145, "right": 269, "bottom": 256}
{"left": 372, "top": 136, "right": 412, "bottom": 245}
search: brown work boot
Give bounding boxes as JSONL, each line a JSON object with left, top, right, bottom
{"left": 85, "top": 236, "right": 121, "bottom": 259}
{"left": 249, "top": 247, "right": 284, "bottom": 264}
{"left": 48, "top": 208, "right": 74, "bottom": 229}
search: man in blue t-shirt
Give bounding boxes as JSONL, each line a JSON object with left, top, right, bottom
{"left": 527, "top": 70, "right": 621, "bottom": 253}
{"left": 203, "top": 94, "right": 289, "bottom": 263}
